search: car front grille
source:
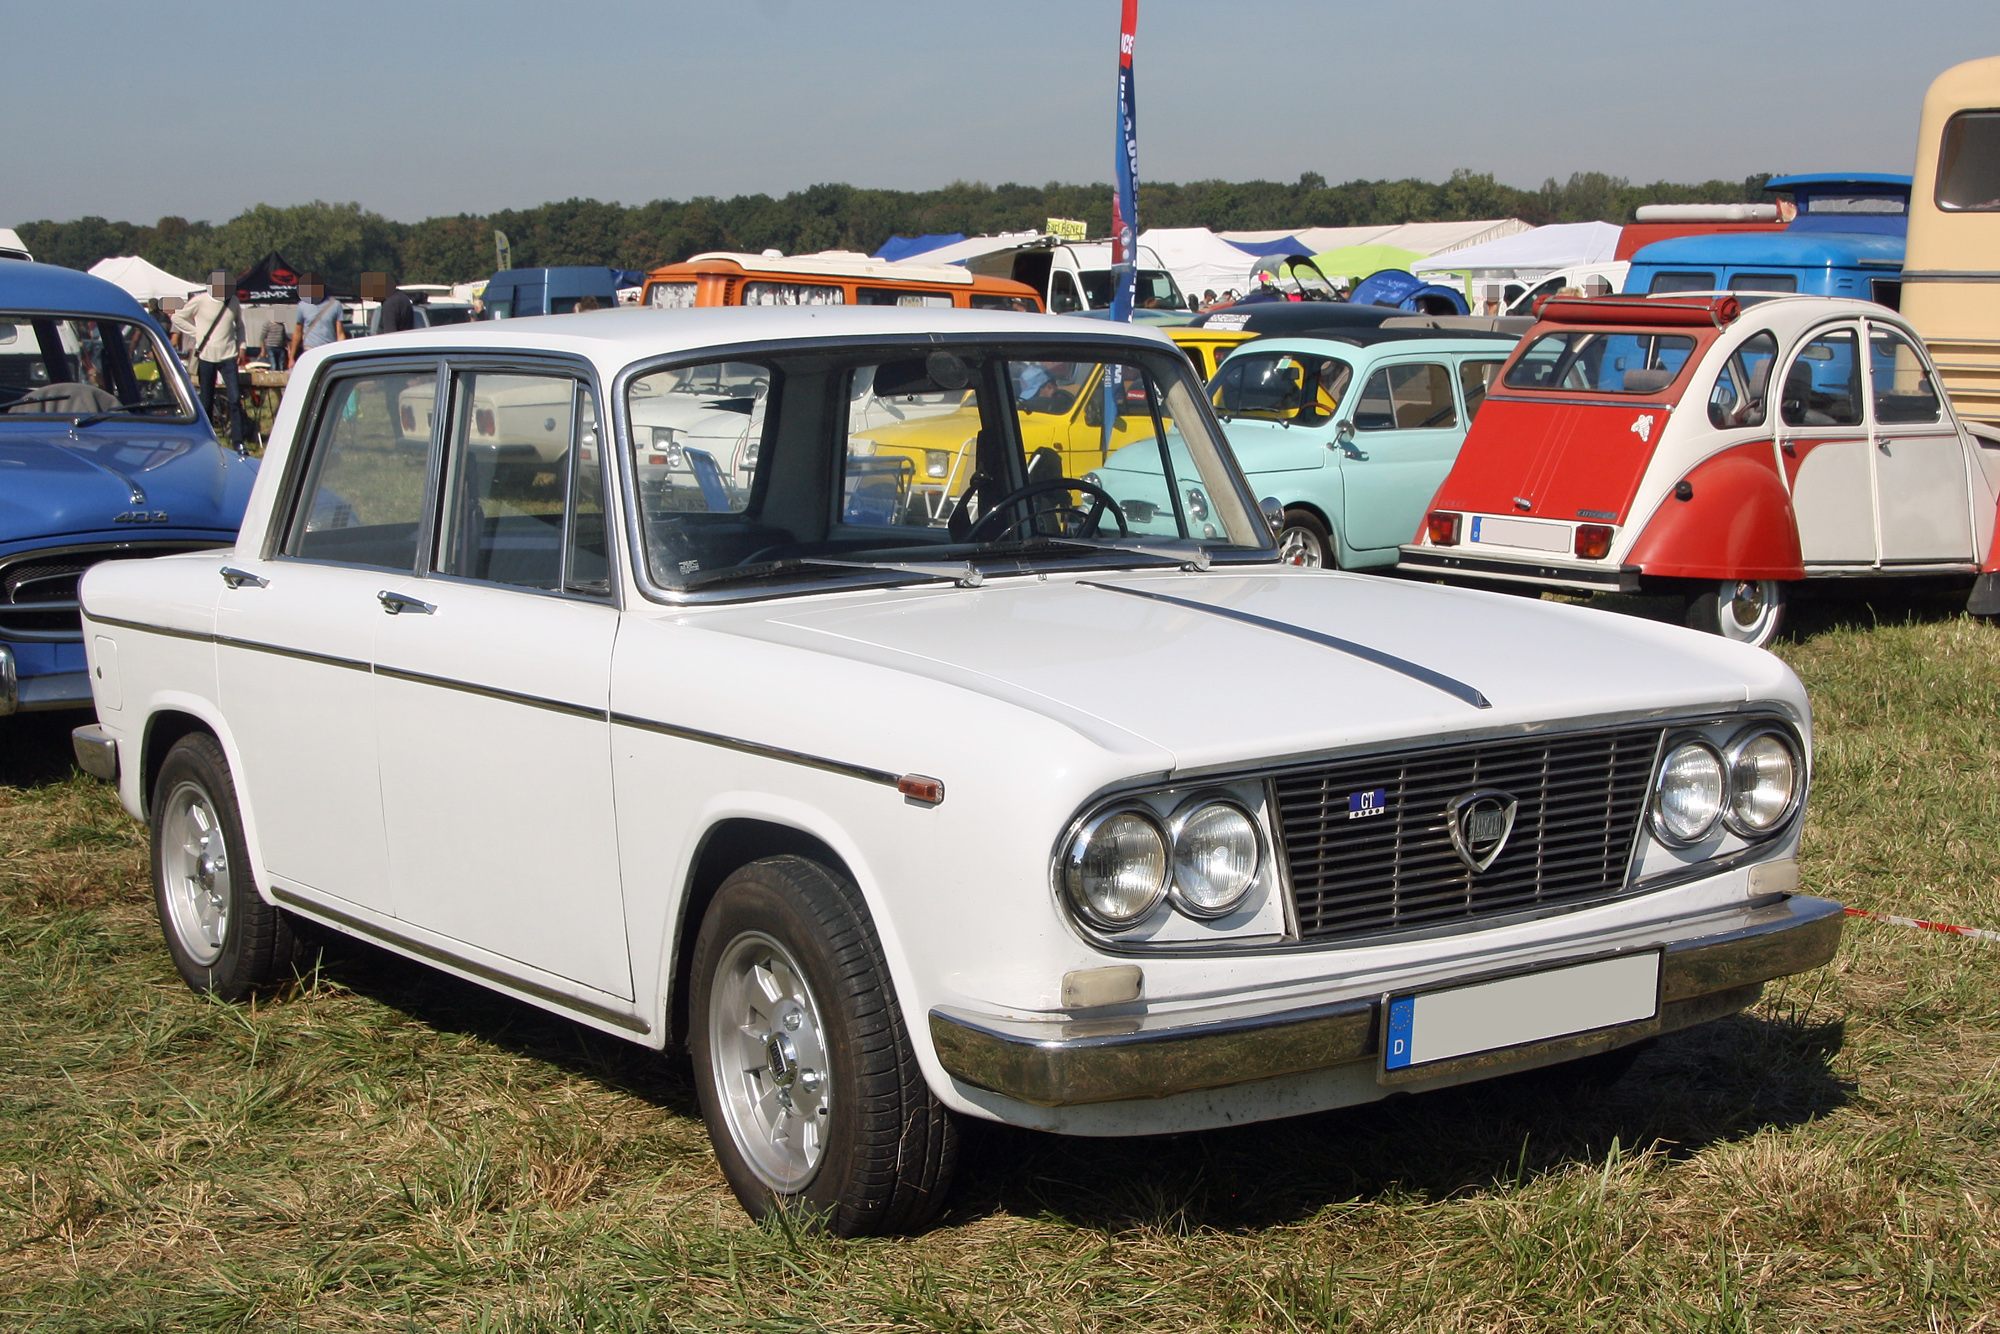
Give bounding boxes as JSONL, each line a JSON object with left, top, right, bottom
{"left": 0, "top": 544, "right": 219, "bottom": 640}
{"left": 1273, "top": 724, "right": 1665, "bottom": 944}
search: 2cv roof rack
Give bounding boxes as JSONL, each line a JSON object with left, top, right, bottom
{"left": 1532, "top": 294, "right": 1743, "bottom": 329}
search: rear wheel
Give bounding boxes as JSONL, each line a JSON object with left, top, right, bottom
{"left": 150, "top": 733, "right": 303, "bottom": 1000}
{"left": 1276, "top": 508, "right": 1333, "bottom": 568}
{"left": 1685, "top": 579, "right": 1786, "bottom": 649}
{"left": 690, "top": 855, "right": 958, "bottom": 1235}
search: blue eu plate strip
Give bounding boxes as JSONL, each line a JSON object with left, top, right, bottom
{"left": 1384, "top": 995, "right": 1415, "bottom": 1070}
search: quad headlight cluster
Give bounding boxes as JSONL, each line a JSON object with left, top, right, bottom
{"left": 1063, "top": 796, "right": 1264, "bottom": 929}
{"left": 1649, "top": 726, "right": 1803, "bottom": 846}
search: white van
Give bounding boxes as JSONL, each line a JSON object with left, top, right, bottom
{"left": 963, "top": 237, "right": 1188, "bottom": 314}
{"left": 0, "top": 228, "right": 33, "bottom": 263}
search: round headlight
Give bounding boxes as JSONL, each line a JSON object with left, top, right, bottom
{"left": 1725, "top": 730, "right": 1800, "bottom": 835}
{"left": 1169, "top": 800, "right": 1262, "bottom": 917}
{"left": 1653, "top": 740, "right": 1725, "bottom": 844}
{"left": 1064, "top": 809, "right": 1168, "bottom": 927}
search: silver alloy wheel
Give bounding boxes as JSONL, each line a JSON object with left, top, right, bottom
{"left": 1718, "top": 579, "right": 1782, "bottom": 645}
{"left": 1276, "top": 525, "right": 1324, "bottom": 568}
{"left": 159, "top": 779, "right": 229, "bottom": 966}
{"left": 707, "top": 930, "right": 832, "bottom": 1192}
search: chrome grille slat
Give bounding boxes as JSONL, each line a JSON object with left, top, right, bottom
{"left": 1273, "top": 725, "right": 1662, "bottom": 943}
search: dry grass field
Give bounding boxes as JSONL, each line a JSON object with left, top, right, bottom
{"left": 1, "top": 586, "right": 1996, "bottom": 1332}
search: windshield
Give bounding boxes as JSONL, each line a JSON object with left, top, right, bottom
{"left": 1079, "top": 268, "right": 1186, "bottom": 311}
{"left": 0, "top": 314, "right": 189, "bottom": 420}
{"left": 1504, "top": 330, "right": 1697, "bottom": 394}
{"left": 625, "top": 341, "right": 1268, "bottom": 593}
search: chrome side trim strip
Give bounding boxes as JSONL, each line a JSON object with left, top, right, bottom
{"left": 1081, "top": 580, "right": 1491, "bottom": 710}
{"left": 214, "top": 633, "right": 372, "bottom": 673}
{"left": 76, "top": 611, "right": 217, "bottom": 646}
{"left": 610, "top": 712, "right": 903, "bottom": 788}
{"left": 373, "top": 663, "right": 605, "bottom": 722}
{"left": 269, "top": 885, "right": 650, "bottom": 1034}
{"left": 930, "top": 894, "right": 1844, "bottom": 1106}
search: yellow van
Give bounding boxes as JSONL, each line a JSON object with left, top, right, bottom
{"left": 1903, "top": 55, "right": 2000, "bottom": 425}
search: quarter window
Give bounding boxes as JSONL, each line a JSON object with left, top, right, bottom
{"left": 856, "top": 288, "right": 953, "bottom": 308}
{"left": 1648, "top": 271, "right": 1716, "bottom": 294}
{"left": 1729, "top": 273, "right": 1798, "bottom": 294}
{"left": 1779, "top": 329, "right": 1863, "bottom": 427}
{"left": 1937, "top": 109, "right": 2000, "bottom": 211}
{"left": 1707, "top": 332, "right": 1779, "bottom": 429}
{"left": 1458, "top": 359, "right": 1504, "bottom": 420}
{"left": 290, "top": 371, "right": 437, "bottom": 570}
{"left": 1868, "top": 326, "right": 1943, "bottom": 425}
{"left": 434, "top": 371, "right": 604, "bottom": 594}
{"left": 1353, "top": 363, "right": 1457, "bottom": 431}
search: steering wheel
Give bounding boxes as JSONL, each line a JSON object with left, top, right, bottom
{"left": 963, "top": 477, "right": 1129, "bottom": 544}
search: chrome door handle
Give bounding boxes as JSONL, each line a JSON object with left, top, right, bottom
{"left": 376, "top": 590, "right": 436, "bottom": 615}
{"left": 219, "top": 566, "right": 268, "bottom": 589}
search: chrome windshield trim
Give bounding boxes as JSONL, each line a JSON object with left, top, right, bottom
{"left": 1079, "top": 579, "right": 1491, "bottom": 709}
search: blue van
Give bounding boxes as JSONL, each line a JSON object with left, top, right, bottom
{"left": 1, "top": 263, "right": 256, "bottom": 716}
{"left": 1624, "top": 173, "right": 1911, "bottom": 307}
{"left": 479, "top": 266, "right": 621, "bottom": 319}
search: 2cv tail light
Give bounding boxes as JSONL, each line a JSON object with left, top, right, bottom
{"left": 1574, "top": 524, "right": 1614, "bottom": 560}
{"left": 1425, "top": 511, "right": 1461, "bottom": 546}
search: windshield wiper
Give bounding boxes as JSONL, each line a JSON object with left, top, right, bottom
{"left": 989, "top": 535, "right": 1212, "bottom": 571}
{"left": 682, "top": 554, "right": 983, "bottom": 591}
{"left": 73, "top": 402, "right": 186, "bottom": 427}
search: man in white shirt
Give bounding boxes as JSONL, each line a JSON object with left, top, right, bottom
{"left": 171, "top": 270, "right": 246, "bottom": 446}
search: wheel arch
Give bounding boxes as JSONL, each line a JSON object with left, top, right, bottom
{"left": 1624, "top": 440, "right": 1805, "bottom": 581}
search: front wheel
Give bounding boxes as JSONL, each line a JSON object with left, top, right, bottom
{"left": 151, "top": 733, "right": 304, "bottom": 1000}
{"left": 690, "top": 855, "right": 958, "bottom": 1236}
{"left": 1685, "top": 579, "right": 1787, "bottom": 649}
{"left": 1276, "top": 508, "right": 1333, "bottom": 568}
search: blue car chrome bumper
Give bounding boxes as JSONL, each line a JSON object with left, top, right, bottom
{"left": 0, "top": 642, "right": 93, "bottom": 715}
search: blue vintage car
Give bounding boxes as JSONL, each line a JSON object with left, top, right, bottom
{"left": 1624, "top": 173, "right": 1911, "bottom": 306}
{"left": 1, "top": 263, "right": 256, "bottom": 717}
{"left": 1090, "top": 329, "right": 1517, "bottom": 568}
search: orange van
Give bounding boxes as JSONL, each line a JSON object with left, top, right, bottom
{"left": 639, "top": 250, "right": 1042, "bottom": 312}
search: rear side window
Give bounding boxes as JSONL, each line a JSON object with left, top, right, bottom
{"left": 857, "top": 288, "right": 952, "bottom": 308}
{"left": 1648, "top": 271, "right": 1716, "bottom": 294}
{"left": 1937, "top": 109, "right": 2000, "bottom": 211}
{"left": 742, "top": 282, "right": 844, "bottom": 306}
{"left": 1458, "top": 359, "right": 1504, "bottom": 420}
{"left": 289, "top": 371, "right": 438, "bottom": 570}
{"left": 1779, "top": 329, "right": 1863, "bottom": 427}
{"left": 1353, "top": 363, "right": 1457, "bottom": 431}
{"left": 1729, "top": 273, "right": 1798, "bottom": 294}
{"left": 1708, "top": 333, "right": 1779, "bottom": 429}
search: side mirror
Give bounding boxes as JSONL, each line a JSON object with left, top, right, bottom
{"left": 1335, "top": 419, "right": 1356, "bottom": 445}
{"left": 1259, "top": 496, "right": 1283, "bottom": 536}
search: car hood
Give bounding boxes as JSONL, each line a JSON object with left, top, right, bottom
{"left": 0, "top": 426, "right": 256, "bottom": 544}
{"left": 704, "top": 567, "right": 1798, "bottom": 774}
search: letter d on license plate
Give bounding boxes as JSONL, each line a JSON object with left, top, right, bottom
{"left": 1382, "top": 951, "right": 1660, "bottom": 1074}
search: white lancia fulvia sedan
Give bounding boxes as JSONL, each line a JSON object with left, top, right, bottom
{"left": 71, "top": 306, "right": 1841, "bottom": 1235}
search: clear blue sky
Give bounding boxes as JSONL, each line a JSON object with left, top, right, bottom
{"left": 13, "top": 0, "right": 2000, "bottom": 225}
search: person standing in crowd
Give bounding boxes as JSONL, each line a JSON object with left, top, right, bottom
{"left": 260, "top": 310, "right": 289, "bottom": 369}
{"left": 291, "top": 274, "right": 345, "bottom": 363}
{"left": 574, "top": 296, "right": 601, "bottom": 312}
{"left": 171, "top": 270, "right": 246, "bottom": 446}
{"left": 361, "top": 272, "right": 418, "bottom": 335}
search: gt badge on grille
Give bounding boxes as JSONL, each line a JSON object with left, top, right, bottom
{"left": 1445, "top": 789, "right": 1518, "bottom": 872}
{"left": 1347, "top": 788, "right": 1388, "bottom": 820}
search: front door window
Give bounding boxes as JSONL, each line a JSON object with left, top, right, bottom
{"left": 1868, "top": 324, "right": 1970, "bottom": 563}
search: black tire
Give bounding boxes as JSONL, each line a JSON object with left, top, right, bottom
{"left": 149, "top": 732, "right": 303, "bottom": 1000}
{"left": 1276, "top": 507, "right": 1334, "bottom": 568}
{"left": 1684, "top": 579, "right": 1787, "bottom": 648}
{"left": 689, "top": 855, "right": 958, "bottom": 1236}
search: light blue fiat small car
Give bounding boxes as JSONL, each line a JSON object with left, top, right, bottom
{"left": 1096, "top": 329, "right": 1519, "bottom": 569}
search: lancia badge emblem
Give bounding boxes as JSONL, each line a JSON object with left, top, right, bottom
{"left": 1445, "top": 789, "right": 1518, "bottom": 872}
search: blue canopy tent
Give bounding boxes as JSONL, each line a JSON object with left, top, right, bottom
{"left": 1349, "top": 269, "right": 1470, "bottom": 315}
{"left": 872, "top": 233, "right": 967, "bottom": 263}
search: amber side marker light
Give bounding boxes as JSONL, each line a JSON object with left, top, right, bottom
{"left": 1426, "top": 511, "right": 1461, "bottom": 546}
{"left": 1575, "top": 524, "right": 1614, "bottom": 560}
{"left": 898, "top": 775, "right": 946, "bottom": 805}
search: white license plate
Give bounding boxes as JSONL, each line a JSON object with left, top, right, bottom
{"left": 1383, "top": 951, "right": 1660, "bottom": 1072}
{"left": 1469, "top": 515, "right": 1570, "bottom": 552}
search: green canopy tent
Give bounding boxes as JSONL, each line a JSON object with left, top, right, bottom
{"left": 1305, "top": 244, "right": 1425, "bottom": 286}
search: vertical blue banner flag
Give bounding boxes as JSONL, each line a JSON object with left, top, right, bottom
{"left": 1110, "top": 0, "right": 1139, "bottom": 324}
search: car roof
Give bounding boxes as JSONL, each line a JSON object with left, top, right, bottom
{"left": 309, "top": 305, "right": 1179, "bottom": 370}
{"left": 1238, "top": 328, "right": 1518, "bottom": 354}
{"left": 1628, "top": 230, "right": 1905, "bottom": 266}
{"left": 0, "top": 261, "right": 151, "bottom": 319}
{"left": 1765, "top": 172, "right": 1913, "bottom": 192}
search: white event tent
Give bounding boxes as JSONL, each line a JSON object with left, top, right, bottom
{"left": 88, "top": 256, "right": 205, "bottom": 303}
{"left": 1411, "top": 222, "right": 1621, "bottom": 276}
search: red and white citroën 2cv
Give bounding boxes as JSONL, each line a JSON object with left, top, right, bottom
{"left": 1399, "top": 294, "right": 2000, "bottom": 647}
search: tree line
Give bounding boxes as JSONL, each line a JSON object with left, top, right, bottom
{"left": 16, "top": 170, "right": 1772, "bottom": 292}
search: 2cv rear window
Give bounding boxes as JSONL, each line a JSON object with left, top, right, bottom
{"left": 1504, "top": 331, "right": 1698, "bottom": 395}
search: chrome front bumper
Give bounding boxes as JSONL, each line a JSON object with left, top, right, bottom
{"left": 930, "top": 893, "right": 1844, "bottom": 1108}
{"left": 0, "top": 648, "right": 93, "bottom": 716}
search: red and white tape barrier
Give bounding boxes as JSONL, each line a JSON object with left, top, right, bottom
{"left": 1843, "top": 906, "right": 2000, "bottom": 945}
